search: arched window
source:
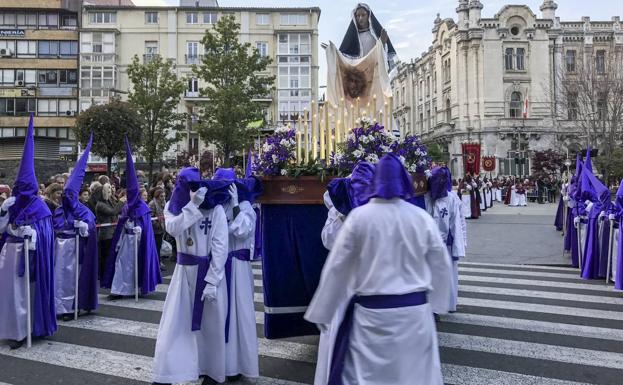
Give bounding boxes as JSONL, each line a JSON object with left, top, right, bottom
{"left": 509, "top": 91, "right": 522, "bottom": 118}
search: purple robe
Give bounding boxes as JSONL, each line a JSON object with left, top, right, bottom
{"left": 554, "top": 198, "right": 564, "bottom": 231}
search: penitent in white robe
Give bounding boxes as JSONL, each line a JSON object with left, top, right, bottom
{"left": 152, "top": 201, "right": 229, "bottom": 384}
{"left": 460, "top": 191, "right": 472, "bottom": 219}
{"left": 110, "top": 220, "right": 140, "bottom": 296}
{"left": 223, "top": 200, "right": 259, "bottom": 378}
{"left": 426, "top": 193, "right": 467, "bottom": 312}
{"left": 305, "top": 198, "right": 452, "bottom": 385}
{"left": 509, "top": 186, "right": 519, "bottom": 207}
{"left": 0, "top": 214, "right": 36, "bottom": 340}
{"left": 321, "top": 192, "right": 345, "bottom": 250}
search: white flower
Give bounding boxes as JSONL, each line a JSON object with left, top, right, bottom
{"left": 262, "top": 142, "right": 273, "bottom": 152}
{"left": 353, "top": 149, "right": 364, "bottom": 159}
{"left": 361, "top": 135, "right": 370, "bottom": 144}
{"left": 408, "top": 164, "right": 418, "bottom": 172}
{"left": 380, "top": 145, "right": 391, "bottom": 153}
{"left": 399, "top": 155, "right": 406, "bottom": 164}
{"left": 275, "top": 126, "right": 290, "bottom": 134}
{"left": 271, "top": 154, "right": 278, "bottom": 163}
{"left": 347, "top": 133, "right": 356, "bottom": 141}
{"left": 365, "top": 153, "right": 379, "bottom": 164}
{"left": 280, "top": 169, "right": 287, "bottom": 176}
{"left": 289, "top": 138, "right": 296, "bottom": 145}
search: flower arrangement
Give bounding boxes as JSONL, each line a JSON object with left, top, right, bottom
{"left": 332, "top": 117, "right": 431, "bottom": 175}
{"left": 254, "top": 126, "right": 297, "bottom": 176}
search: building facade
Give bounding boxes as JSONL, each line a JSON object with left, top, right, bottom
{"left": 81, "top": 0, "right": 320, "bottom": 160}
{"left": 0, "top": 0, "right": 80, "bottom": 163}
{"left": 392, "top": 0, "right": 623, "bottom": 178}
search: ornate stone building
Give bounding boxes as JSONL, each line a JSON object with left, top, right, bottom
{"left": 392, "top": 0, "right": 622, "bottom": 178}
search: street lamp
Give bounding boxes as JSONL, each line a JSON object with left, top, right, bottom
{"left": 564, "top": 158, "right": 572, "bottom": 178}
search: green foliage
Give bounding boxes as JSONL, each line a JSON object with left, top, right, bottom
{"left": 595, "top": 147, "right": 623, "bottom": 183}
{"left": 74, "top": 100, "right": 142, "bottom": 175}
{"left": 427, "top": 143, "right": 446, "bottom": 164}
{"left": 193, "top": 15, "right": 275, "bottom": 166}
{"left": 127, "top": 54, "right": 187, "bottom": 180}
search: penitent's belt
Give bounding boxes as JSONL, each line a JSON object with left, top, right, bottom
{"left": 176, "top": 252, "right": 212, "bottom": 331}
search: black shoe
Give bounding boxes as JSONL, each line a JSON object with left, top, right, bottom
{"left": 201, "top": 376, "right": 219, "bottom": 385}
{"left": 433, "top": 313, "right": 441, "bottom": 322}
{"left": 226, "top": 374, "right": 243, "bottom": 382}
{"left": 107, "top": 294, "right": 123, "bottom": 301}
{"left": 8, "top": 338, "right": 25, "bottom": 350}
{"left": 61, "top": 313, "right": 74, "bottom": 322}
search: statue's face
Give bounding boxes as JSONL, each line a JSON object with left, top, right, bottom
{"left": 355, "top": 7, "right": 370, "bottom": 31}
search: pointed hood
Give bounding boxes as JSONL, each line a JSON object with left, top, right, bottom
{"left": 124, "top": 137, "right": 144, "bottom": 217}
{"left": 585, "top": 146, "right": 593, "bottom": 173}
{"left": 63, "top": 133, "right": 92, "bottom": 211}
{"left": 429, "top": 166, "right": 449, "bottom": 200}
{"left": 168, "top": 167, "right": 201, "bottom": 215}
{"left": 213, "top": 168, "right": 236, "bottom": 181}
{"left": 327, "top": 161, "right": 375, "bottom": 216}
{"left": 582, "top": 162, "right": 610, "bottom": 207}
{"left": 10, "top": 114, "right": 51, "bottom": 223}
{"left": 245, "top": 148, "right": 253, "bottom": 178}
{"left": 369, "top": 153, "right": 415, "bottom": 200}
{"left": 616, "top": 179, "right": 623, "bottom": 213}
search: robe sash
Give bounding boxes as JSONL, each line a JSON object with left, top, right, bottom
{"left": 328, "top": 291, "right": 428, "bottom": 385}
{"left": 224, "top": 249, "right": 251, "bottom": 343}
{"left": 176, "top": 252, "right": 212, "bottom": 331}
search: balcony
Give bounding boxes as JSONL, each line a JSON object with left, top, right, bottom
{"left": 185, "top": 55, "right": 203, "bottom": 65}
{"left": 81, "top": 53, "right": 116, "bottom": 63}
{"left": 143, "top": 54, "right": 160, "bottom": 64}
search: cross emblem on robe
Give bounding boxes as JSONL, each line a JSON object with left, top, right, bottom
{"left": 199, "top": 218, "right": 212, "bottom": 235}
{"left": 439, "top": 207, "right": 449, "bottom": 218}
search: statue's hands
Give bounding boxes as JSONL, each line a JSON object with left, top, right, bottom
{"left": 380, "top": 29, "right": 389, "bottom": 45}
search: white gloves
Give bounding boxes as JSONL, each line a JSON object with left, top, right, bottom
{"left": 574, "top": 217, "right": 580, "bottom": 225}
{"left": 599, "top": 211, "right": 606, "bottom": 219}
{"left": 585, "top": 202, "right": 594, "bottom": 213}
{"left": 563, "top": 195, "right": 569, "bottom": 202}
{"left": 609, "top": 214, "right": 616, "bottom": 221}
{"left": 201, "top": 283, "right": 217, "bottom": 302}
{"left": 9, "top": 225, "right": 37, "bottom": 250}
{"left": 124, "top": 220, "right": 135, "bottom": 230}
{"left": 424, "top": 169, "right": 432, "bottom": 179}
{"left": 229, "top": 183, "right": 239, "bottom": 207}
{"left": 1, "top": 196, "right": 15, "bottom": 213}
{"left": 133, "top": 226, "right": 142, "bottom": 236}
{"left": 191, "top": 187, "right": 207, "bottom": 207}
{"left": 74, "top": 220, "right": 89, "bottom": 237}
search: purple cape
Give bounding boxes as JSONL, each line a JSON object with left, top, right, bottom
{"left": 613, "top": 180, "right": 623, "bottom": 289}
{"left": 554, "top": 198, "right": 564, "bottom": 231}
{"left": 327, "top": 162, "right": 375, "bottom": 216}
{"left": 52, "top": 206, "right": 99, "bottom": 312}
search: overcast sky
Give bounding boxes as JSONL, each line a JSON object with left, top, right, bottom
{"left": 134, "top": 0, "right": 621, "bottom": 86}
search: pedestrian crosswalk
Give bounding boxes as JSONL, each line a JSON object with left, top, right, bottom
{"left": 1, "top": 260, "right": 623, "bottom": 385}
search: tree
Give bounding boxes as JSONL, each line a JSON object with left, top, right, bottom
{"left": 553, "top": 49, "right": 623, "bottom": 178}
{"left": 127, "top": 54, "right": 187, "bottom": 182}
{"left": 193, "top": 15, "right": 275, "bottom": 167}
{"left": 427, "top": 143, "right": 447, "bottom": 164}
{"left": 74, "top": 100, "right": 142, "bottom": 175}
{"left": 531, "top": 149, "right": 565, "bottom": 180}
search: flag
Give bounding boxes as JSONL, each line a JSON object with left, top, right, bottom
{"left": 522, "top": 97, "right": 529, "bottom": 119}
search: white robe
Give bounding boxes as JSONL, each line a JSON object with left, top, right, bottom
{"left": 321, "top": 192, "right": 345, "bottom": 250}
{"left": 54, "top": 231, "right": 79, "bottom": 314}
{"left": 0, "top": 214, "right": 35, "bottom": 340}
{"left": 110, "top": 220, "right": 140, "bottom": 296}
{"left": 153, "top": 201, "right": 229, "bottom": 384}
{"left": 426, "top": 193, "right": 467, "bottom": 312}
{"left": 305, "top": 198, "right": 452, "bottom": 385}
{"left": 460, "top": 191, "right": 472, "bottom": 219}
{"left": 223, "top": 200, "right": 259, "bottom": 378}
{"left": 509, "top": 186, "right": 519, "bottom": 207}
{"left": 517, "top": 192, "right": 527, "bottom": 207}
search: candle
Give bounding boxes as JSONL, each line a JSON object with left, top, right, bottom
{"left": 319, "top": 106, "right": 325, "bottom": 160}
{"left": 311, "top": 101, "right": 317, "bottom": 160}
{"left": 373, "top": 94, "right": 377, "bottom": 119}
{"left": 325, "top": 103, "right": 331, "bottom": 160}
{"left": 304, "top": 109, "right": 309, "bottom": 163}
{"left": 356, "top": 97, "right": 360, "bottom": 119}
{"left": 297, "top": 130, "right": 302, "bottom": 165}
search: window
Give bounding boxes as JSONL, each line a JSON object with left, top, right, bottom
{"left": 203, "top": 12, "right": 217, "bottom": 24}
{"left": 17, "top": 13, "right": 37, "bottom": 28}
{"left": 597, "top": 93, "right": 607, "bottom": 120}
{"left": 426, "top": 77, "right": 430, "bottom": 97}
{"left": 565, "top": 50, "right": 576, "bottom": 73}
{"left": 596, "top": 50, "right": 606, "bottom": 74}
{"left": 16, "top": 70, "right": 36, "bottom": 85}
{"left": 280, "top": 13, "right": 307, "bottom": 26}
{"left": 505, "top": 48, "right": 514, "bottom": 70}
{"left": 59, "top": 41, "right": 78, "bottom": 57}
{"left": 59, "top": 69, "right": 78, "bottom": 84}
{"left": 15, "top": 98, "right": 36, "bottom": 116}
{"left": 16, "top": 40, "right": 36, "bottom": 57}
{"left": 510, "top": 26, "right": 520, "bottom": 36}
{"left": 0, "top": 69, "right": 14, "bottom": 85}
{"left": 402, "top": 86, "right": 406, "bottom": 105}
{"left": 567, "top": 92, "right": 578, "bottom": 120}
{"left": 60, "top": 14, "right": 77, "bottom": 28}
{"left": 38, "top": 40, "right": 60, "bottom": 57}
{"left": 145, "top": 41, "right": 158, "bottom": 63}
{"left": 419, "top": 80, "right": 423, "bottom": 100}
{"left": 38, "top": 70, "right": 58, "bottom": 85}
{"left": 0, "top": 40, "right": 15, "bottom": 55}
{"left": 186, "top": 41, "right": 199, "bottom": 64}
{"left": 145, "top": 12, "right": 158, "bottom": 24}
{"left": 0, "top": 13, "right": 16, "bottom": 27}
{"left": 516, "top": 48, "right": 525, "bottom": 70}
{"left": 509, "top": 91, "right": 522, "bottom": 118}
{"left": 256, "top": 13, "right": 269, "bottom": 25}
{"left": 186, "top": 12, "right": 198, "bottom": 24}
{"left": 38, "top": 99, "right": 57, "bottom": 116}
{"left": 38, "top": 13, "right": 58, "bottom": 28}
{"left": 89, "top": 12, "right": 116, "bottom": 24}
{"left": 445, "top": 98, "right": 451, "bottom": 122}
{"left": 256, "top": 42, "right": 268, "bottom": 57}
{"left": 58, "top": 99, "right": 77, "bottom": 114}
{"left": 278, "top": 33, "right": 311, "bottom": 55}
{"left": 0, "top": 99, "right": 15, "bottom": 116}
{"left": 187, "top": 77, "right": 199, "bottom": 94}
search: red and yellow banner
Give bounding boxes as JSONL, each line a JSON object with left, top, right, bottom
{"left": 482, "top": 156, "right": 496, "bottom": 172}
{"left": 462, "top": 143, "right": 481, "bottom": 175}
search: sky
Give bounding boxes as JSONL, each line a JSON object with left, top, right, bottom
{"left": 133, "top": 0, "right": 621, "bottom": 86}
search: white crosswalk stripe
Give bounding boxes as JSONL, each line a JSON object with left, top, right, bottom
{"left": 2, "top": 261, "right": 623, "bottom": 385}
